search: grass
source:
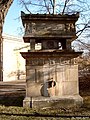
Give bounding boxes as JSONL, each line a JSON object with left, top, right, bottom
{"left": 0, "top": 95, "right": 89, "bottom": 120}
{"left": 0, "top": 97, "right": 90, "bottom": 120}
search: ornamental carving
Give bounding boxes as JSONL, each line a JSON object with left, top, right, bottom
{"left": 24, "top": 22, "right": 75, "bottom": 37}
{"left": 26, "top": 58, "right": 77, "bottom": 66}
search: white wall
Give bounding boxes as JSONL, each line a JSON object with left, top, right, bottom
{"left": 3, "top": 34, "right": 29, "bottom": 82}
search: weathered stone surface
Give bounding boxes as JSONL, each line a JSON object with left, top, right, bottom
{"left": 25, "top": 60, "right": 80, "bottom": 98}
{"left": 21, "top": 12, "right": 83, "bottom": 108}
{"left": 23, "top": 96, "right": 83, "bottom": 109}
{"left": 21, "top": 51, "right": 83, "bottom": 108}
{"left": 21, "top": 12, "right": 79, "bottom": 42}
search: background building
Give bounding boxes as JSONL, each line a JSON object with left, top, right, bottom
{"left": 2, "top": 34, "right": 28, "bottom": 82}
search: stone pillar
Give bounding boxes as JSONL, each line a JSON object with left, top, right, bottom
{"left": 30, "top": 39, "right": 35, "bottom": 51}
{"left": 66, "top": 39, "right": 72, "bottom": 51}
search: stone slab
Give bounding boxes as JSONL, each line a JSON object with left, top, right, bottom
{"left": 23, "top": 95, "right": 83, "bottom": 109}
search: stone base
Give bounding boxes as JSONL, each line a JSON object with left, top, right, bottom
{"left": 23, "top": 95, "right": 83, "bottom": 109}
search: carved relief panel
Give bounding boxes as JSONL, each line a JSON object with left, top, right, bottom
{"left": 24, "top": 22, "right": 75, "bottom": 37}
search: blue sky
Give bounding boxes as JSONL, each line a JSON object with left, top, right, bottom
{"left": 3, "top": 0, "right": 24, "bottom": 36}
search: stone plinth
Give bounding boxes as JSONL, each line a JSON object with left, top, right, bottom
{"left": 23, "top": 96, "right": 83, "bottom": 109}
{"left": 21, "top": 51, "right": 83, "bottom": 108}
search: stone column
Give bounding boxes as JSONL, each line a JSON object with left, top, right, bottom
{"left": 30, "top": 39, "right": 35, "bottom": 51}
{"left": 66, "top": 39, "right": 72, "bottom": 51}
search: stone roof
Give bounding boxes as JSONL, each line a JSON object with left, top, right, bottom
{"left": 21, "top": 11, "right": 79, "bottom": 26}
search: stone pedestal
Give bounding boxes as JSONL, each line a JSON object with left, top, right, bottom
{"left": 21, "top": 51, "right": 83, "bottom": 108}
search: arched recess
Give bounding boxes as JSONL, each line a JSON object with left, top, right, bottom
{"left": 0, "top": 0, "right": 13, "bottom": 81}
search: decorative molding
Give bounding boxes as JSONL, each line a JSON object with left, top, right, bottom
{"left": 26, "top": 58, "right": 78, "bottom": 66}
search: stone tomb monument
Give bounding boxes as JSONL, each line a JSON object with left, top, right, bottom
{"left": 21, "top": 12, "right": 83, "bottom": 108}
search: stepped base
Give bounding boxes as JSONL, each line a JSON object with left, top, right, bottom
{"left": 23, "top": 95, "right": 83, "bottom": 109}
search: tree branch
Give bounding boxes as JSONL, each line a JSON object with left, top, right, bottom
{"left": 44, "top": 0, "right": 50, "bottom": 14}
{"left": 62, "top": 0, "right": 71, "bottom": 14}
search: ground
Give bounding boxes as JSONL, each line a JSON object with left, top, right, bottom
{"left": 0, "top": 78, "right": 89, "bottom": 120}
